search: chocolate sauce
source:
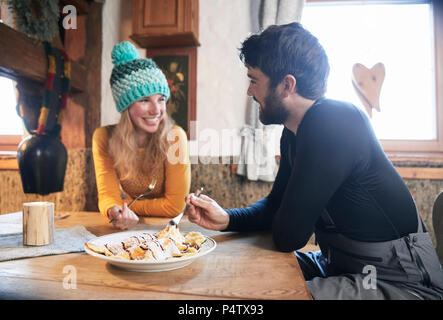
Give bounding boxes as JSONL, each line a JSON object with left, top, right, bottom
{"left": 102, "top": 229, "right": 200, "bottom": 261}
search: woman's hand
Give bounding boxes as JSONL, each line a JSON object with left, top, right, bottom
{"left": 107, "top": 203, "right": 139, "bottom": 230}
{"left": 184, "top": 194, "right": 229, "bottom": 231}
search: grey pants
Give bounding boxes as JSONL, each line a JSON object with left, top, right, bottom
{"left": 296, "top": 250, "right": 443, "bottom": 300}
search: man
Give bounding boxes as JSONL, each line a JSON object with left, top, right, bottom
{"left": 184, "top": 22, "right": 443, "bottom": 300}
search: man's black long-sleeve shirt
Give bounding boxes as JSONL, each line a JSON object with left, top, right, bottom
{"left": 226, "top": 98, "right": 419, "bottom": 252}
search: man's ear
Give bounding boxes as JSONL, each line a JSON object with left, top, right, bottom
{"left": 282, "top": 75, "right": 297, "bottom": 97}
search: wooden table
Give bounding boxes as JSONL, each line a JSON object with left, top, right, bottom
{"left": 0, "top": 211, "right": 312, "bottom": 300}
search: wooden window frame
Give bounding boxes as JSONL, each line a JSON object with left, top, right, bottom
{"left": 306, "top": 0, "right": 443, "bottom": 179}
{"left": 378, "top": 0, "right": 443, "bottom": 161}
{"left": 0, "top": 136, "right": 21, "bottom": 170}
{"left": 0, "top": 135, "right": 22, "bottom": 151}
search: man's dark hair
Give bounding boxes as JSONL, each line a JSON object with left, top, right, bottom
{"left": 239, "top": 22, "right": 330, "bottom": 100}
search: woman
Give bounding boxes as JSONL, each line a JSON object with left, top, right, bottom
{"left": 92, "top": 41, "right": 191, "bottom": 230}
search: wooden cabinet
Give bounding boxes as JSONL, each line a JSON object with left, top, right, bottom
{"left": 131, "top": 0, "right": 199, "bottom": 48}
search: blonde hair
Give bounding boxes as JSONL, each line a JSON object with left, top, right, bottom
{"left": 108, "top": 110, "right": 173, "bottom": 181}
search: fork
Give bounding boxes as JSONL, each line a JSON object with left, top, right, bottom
{"left": 167, "top": 187, "right": 203, "bottom": 227}
{"left": 109, "top": 178, "right": 157, "bottom": 223}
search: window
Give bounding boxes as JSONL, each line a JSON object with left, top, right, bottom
{"left": 0, "top": 76, "right": 23, "bottom": 152}
{"left": 0, "top": 77, "right": 22, "bottom": 135}
{"left": 0, "top": 6, "right": 24, "bottom": 169}
{"left": 303, "top": 0, "right": 443, "bottom": 159}
{"left": 0, "top": 76, "right": 24, "bottom": 170}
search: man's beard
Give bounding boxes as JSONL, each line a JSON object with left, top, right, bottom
{"left": 258, "top": 89, "right": 289, "bottom": 125}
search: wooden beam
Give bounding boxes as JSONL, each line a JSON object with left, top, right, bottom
{"left": 0, "top": 23, "right": 86, "bottom": 93}
{"left": 396, "top": 166, "right": 443, "bottom": 180}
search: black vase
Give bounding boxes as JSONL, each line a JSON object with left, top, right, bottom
{"left": 17, "top": 134, "right": 67, "bottom": 195}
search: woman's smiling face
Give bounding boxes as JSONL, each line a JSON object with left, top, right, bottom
{"left": 128, "top": 94, "right": 167, "bottom": 134}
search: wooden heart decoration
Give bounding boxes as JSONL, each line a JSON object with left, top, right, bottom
{"left": 352, "top": 63, "right": 385, "bottom": 118}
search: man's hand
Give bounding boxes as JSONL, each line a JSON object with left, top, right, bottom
{"left": 107, "top": 203, "right": 139, "bottom": 230}
{"left": 184, "top": 193, "right": 229, "bottom": 231}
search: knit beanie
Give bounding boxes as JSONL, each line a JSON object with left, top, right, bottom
{"left": 110, "top": 41, "right": 170, "bottom": 113}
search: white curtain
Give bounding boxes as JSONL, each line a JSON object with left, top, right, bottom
{"left": 237, "top": 0, "right": 305, "bottom": 182}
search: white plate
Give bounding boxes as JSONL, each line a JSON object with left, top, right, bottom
{"left": 84, "top": 228, "right": 216, "bottom": 272}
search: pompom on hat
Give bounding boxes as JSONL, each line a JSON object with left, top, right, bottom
{"left": 110, "top": 41, "right": 170, "bottom": 113}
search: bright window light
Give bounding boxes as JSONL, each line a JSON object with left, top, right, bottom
{"left": 302, "top": 2, "right": 435, "bottom": 140}
{"left": 0, "top": 77, "right": 23, "bottom": 135}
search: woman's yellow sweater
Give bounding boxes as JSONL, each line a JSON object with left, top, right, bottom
{"left": 92, "top": 125, "right": 191, "bottom": 219}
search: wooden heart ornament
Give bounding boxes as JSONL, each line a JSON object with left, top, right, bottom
{"left": 352, "top": 63, "right": 385, "bottom": 118}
